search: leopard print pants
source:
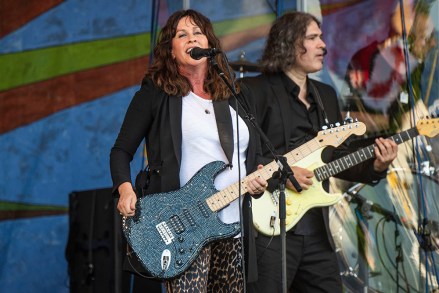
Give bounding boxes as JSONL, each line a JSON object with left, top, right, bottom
{"left": 166, "top": 238, "right": 243, "bottom": 293}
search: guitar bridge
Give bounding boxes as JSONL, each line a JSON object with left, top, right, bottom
{"left": 156, "top": 222, "right": 174, "bottom": 245}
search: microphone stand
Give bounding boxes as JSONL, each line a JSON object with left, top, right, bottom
{"left": 349, "top": 189, "right": 371, "bottom": 293}
{"left": 346, "top": 186, "right": 406, "bottom": 293}
{"left": 208, "top": 56, "right": 302, "bottom": 293}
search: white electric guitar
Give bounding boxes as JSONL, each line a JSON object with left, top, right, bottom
{"left": 253, "top": 118, "right": 439, "bottom": 236}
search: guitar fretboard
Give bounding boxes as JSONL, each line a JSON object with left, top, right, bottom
{"left": 206, "top": 133, "right": 327, "bottom": 211}
{"left": 206, "top": 123, "right": 364, "bottom": 212}
{"left": 314, "top": 127, "right": 419, "bottom": 182}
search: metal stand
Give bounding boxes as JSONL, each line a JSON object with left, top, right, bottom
{"left": 272, "top": 156, "right": 297, "bottom": 293}
{"left": 346, "top": 185, "right": 406, "bottom": 293}
{"left": 209, "top": 56, "right": 302, "bottom": 293}
{"left": 353, "top": 193, "right": 371, "bottom": 293}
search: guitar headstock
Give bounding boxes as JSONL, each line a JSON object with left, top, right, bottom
{"left": 417, "top": 118, "right": 439, "bottom": 138}
{"left": 316, "top": 121, "right": 366, "bottom": 147}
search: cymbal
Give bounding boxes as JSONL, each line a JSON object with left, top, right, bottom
{"left": 229, "top": 60, "right": 260, "bottom": 72}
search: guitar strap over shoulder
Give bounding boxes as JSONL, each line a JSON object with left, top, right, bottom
{"left": 309, "top": 80, "right": 330, "bottom": 125}
{"left": 213, "top": 100, "right": 234, "bottom": 166}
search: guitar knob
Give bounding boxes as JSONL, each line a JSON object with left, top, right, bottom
{"left": 179, "top": 248, "right": 185, "bottom": 254}
{"left": 286, "top": 198, "right": 292, "bottom": 205}
{"left": 176, "top": 260, "right": 183, "bottom": 266}
{"left": 286, "top": 210, "right": 292, "bottom": 216}
{"left": 178, "top": 236, "right": 184, "bottom": 242}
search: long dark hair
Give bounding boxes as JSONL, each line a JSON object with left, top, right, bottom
{"left": 145, "top": 9, "right": 236, "bottom": 100}
{"left": 260, "top": 11, "right": 321, "bottom": 73}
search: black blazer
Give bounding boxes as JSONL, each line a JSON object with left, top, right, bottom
{"left": 110, "top": 77, "right": 262, "bottom": 281}
{"left": 240, "top": 73, "right": 387, "bottom": 250}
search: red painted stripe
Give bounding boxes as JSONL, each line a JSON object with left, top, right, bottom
{"left": 0, "top": 56, "right": 148, "bottom": 134}
{"left": 0, "top": 0, "right": 63, "bottom": 38}
{"left": 321, "top": 0, "right": 364, "bottom": 16}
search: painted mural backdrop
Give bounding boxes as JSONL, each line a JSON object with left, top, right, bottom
{"left": 1, "top": 0, "right": 438, "bottom": 292}
{"left": 0, "top": 0, "right": 286, "bottom": 292}
{"left": 319, "top": 0, "right": 439, "bottom": 292}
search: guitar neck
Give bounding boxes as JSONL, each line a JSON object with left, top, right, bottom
{"left": 314, "top": 126, "right": 419, "bottom": 182}
{"left": 206, "top": 136, "right": 325, "bottom": 212}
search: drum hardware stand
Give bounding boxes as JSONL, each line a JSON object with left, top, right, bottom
{"left": 210, "top": 56, "right": 302, "bottom": 293}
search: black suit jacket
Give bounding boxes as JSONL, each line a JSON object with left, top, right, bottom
{"left": 240, "top": 73, "right": 387, "bottom": 250}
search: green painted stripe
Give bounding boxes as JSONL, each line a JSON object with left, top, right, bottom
{"left": 0, "top": 14, "right": 274, "bottom": 92}
{"left": 213, "top": 14, "right": 275, "bottom": 35}
{"left": 0, "top": 201, "right": 67, "bottom": 211}
{"left": 0, "top": 33, "right": 151, "bottom": 91}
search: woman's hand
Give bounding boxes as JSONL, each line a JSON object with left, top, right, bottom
{"left": 117, "top": 182, "right": 137, "bottom": 217}
{"left": 247, "top": 164, "right": 268, "bottom": 195}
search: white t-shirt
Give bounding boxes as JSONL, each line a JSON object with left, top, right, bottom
{"left": 179, "top": 92, "right": 249, "bottom": 231}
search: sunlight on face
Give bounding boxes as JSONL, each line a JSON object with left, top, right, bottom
{"left": 171, "top": 16, "right": 209, "bottom": 67}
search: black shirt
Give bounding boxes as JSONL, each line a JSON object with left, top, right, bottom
{"left": 280, "top": 73, "right": 326, "bottom": 235}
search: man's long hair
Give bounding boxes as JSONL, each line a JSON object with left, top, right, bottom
{"left": 260, "top": 11, "right": 321, "bottom": 74}
{"left": 145, "top": 9, "right": 236, "bottom": 100}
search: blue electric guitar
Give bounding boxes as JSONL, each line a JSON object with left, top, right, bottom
{"left": 123, "top": 121, "right": 366, "bottom": 279}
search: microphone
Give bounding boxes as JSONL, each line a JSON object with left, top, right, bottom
{"left": 322, "top": 47, "right": 328, "bottom": 56}
{"left": 345, "top": 185, "right": 413, "bottom": 229}
{"left": 189, "top": 47, "right": 221, "bottom": 60}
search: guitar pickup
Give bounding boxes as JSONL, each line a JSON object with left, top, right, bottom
{"left": 170, "top": 215, "right": 186, "bottom": 234}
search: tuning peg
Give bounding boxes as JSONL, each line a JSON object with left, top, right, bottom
{"left": 344, "top": 110, "right": 353, "bottom": 124}
{"left": 322, "top": 125, "right": 328, "bottom": 130}
{"left": 334, "top": 122, "right": 340, "bottom": 131}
